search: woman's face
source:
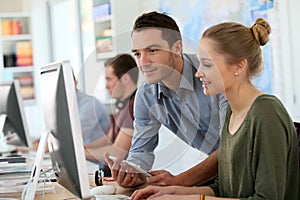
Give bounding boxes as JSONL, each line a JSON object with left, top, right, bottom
{"left": 195, "top": 38, "right": 235, "bottom": 96}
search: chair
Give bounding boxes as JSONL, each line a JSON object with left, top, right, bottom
{"left": 294, "top": 122, "right": 300, "bottom": 167}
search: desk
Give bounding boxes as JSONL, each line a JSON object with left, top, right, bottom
{"left": 0, "top": 179, "right": 145, "bottom": 199}
{"left": 90, "top": 179, "right": 146, "bottom": 197}
{"left": 0, "top": 182, "right": 76, "bottom": 200}
{"left": 0, "top": 153, "right": 143, "bottom": 199}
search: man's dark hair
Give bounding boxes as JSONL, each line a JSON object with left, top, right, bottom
{"left": 104, "top": 54, "right": 139, "bottom": 84}
{"left": 132, "top": 11, "right": 182, "bottom": 47}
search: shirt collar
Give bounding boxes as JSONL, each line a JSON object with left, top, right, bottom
{"left": 157, "top": 54, "right": 196, "bottom": 99}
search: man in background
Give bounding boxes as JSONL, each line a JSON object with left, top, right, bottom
{"left": 17, "top": 69, "right": 111, "bottom": 153}
{"left": 74, "top": 72, "right": 111, "bottom": 146}
{"left": 85, "top": 54, "right": 139, "bottom": 176}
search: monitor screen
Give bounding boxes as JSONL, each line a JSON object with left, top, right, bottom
{"left": 40, "top": 61, "right": 90, "bottom": 199}
{"left": 0, "top": 80, "right": 32, "bottom": 148}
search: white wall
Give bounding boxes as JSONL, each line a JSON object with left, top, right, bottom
{"left": 24, "top": 0, "right": 52, "bottom": 139}
{"left": 286, "top": 0, "right": 300, "bottom": 121}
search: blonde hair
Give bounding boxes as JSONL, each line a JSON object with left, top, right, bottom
{"left": 202, "top": 18, "right": 271, "bottom": 78}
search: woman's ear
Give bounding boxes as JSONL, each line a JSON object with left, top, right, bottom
{"left": 235, "top": 58, "right": 247, "bottom": 75}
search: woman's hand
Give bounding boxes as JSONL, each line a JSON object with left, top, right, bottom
{"left": 147, "top": 170, "right": 179, "bottom": 186}
{"left": 131, "top": 185, "right": 177, "bottom": 200}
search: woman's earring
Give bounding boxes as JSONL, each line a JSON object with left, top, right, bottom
{"left": 234, "top": 72, "right": 238, "bottom": 76}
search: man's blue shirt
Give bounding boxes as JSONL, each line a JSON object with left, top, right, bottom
{"left": 127, "top": 54, "right": 228, "bottom": 170}
{"left": 77, "top": 90, "right": 110, "bottom": 144}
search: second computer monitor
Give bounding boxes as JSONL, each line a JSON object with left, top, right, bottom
{"left": 40, "top": 61, "right": 90, "bottom": 199}
{"left": 0, "top": 80, "right": 32, "bottom": 148}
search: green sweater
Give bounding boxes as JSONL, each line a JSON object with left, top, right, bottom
{"left": 209, "top": 95, "right": 299, "bottom": 199}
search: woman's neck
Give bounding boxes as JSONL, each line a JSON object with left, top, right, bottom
{"left": 226, "top": 83, "right": 263, "bottom": 113}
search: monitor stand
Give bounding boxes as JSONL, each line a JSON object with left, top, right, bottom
{"left": 22, "top": 129, "right": 51, "bottom": 199}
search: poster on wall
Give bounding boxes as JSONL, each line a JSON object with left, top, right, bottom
{"left": 159, "top": 0, "right": 275, "bottom": 94}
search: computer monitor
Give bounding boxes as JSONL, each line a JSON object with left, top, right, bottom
{"left": 39, "top": 61, "right": 90, "bottom": 199}
{"left": 0, "top": 80, "right": 32, "bottom": 148}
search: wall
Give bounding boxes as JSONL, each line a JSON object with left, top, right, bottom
{"left": 27, "top": 0, "right": 51, "bottom": 138}
{"left": 0, "top": 0, "right": 25, "bottom": 12}
{"left": 286, "top": 0, "right": 300, "bottom": 120}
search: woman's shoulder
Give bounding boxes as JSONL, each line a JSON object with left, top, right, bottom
{"left": 252, "top": 94, "right": 283, "bottom": 110}
{"left": 250, "top": 94, "right": 291, "bottom": 122}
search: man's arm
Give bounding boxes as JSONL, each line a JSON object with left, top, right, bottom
{"left": 106, "top": 87, "right": 161, "bottom": 188}
{"left": 147, "top": 150, "right": 218, "bottom": 186}
{"left": 85, "top": 128, "right": 132, "bottom": 162}
{"left": 84, "top": 128, "right": 112, "bottom": 149}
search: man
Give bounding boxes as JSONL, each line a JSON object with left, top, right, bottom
{"left": 74, "top": 74, "right": 111, "bottom": 146}
{"left": 105, "top": 11, "right": 228, "bottom": 187}
{"left": 16, "top": 69, "right": 111, "bottom": 153}
{"left": 85, "top": 54, "right": 139, "bottom": 176}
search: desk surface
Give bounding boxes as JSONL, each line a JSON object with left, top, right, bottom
{"left": 0, "top": 152, "right": 142, "bottom": 199}
{"left": 0, "top": 179, "right": 144, "bottom": 199}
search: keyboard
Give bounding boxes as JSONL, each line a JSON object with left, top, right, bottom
{"left": 95, "top": 195, "right": 130, "bottom": 200}
{"left": 0, "top": 156, "right": 26, "bottom": 163}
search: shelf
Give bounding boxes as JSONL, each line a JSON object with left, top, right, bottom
{"left": 96, "top": 51, "right": 116, "bottom": 60}
{"left": 3, "top": 66, "right": 34, "bottom": 73}
{"left": 0, "top": 12, "right": 35, "bottom": 102}
{"left": 94, "top": 15, "right": 113, "bottom": 23}
{"left": 92, "top": 0, "right": 139, "bottom": 62}
{"left": 1, "top": 34, "right": 32, "bottom": 41}
{"left": 23, "top": 99, "right": 36, "bottom": 105}
{"left": 0, "top": 12, "right": 31, "bottom": 18}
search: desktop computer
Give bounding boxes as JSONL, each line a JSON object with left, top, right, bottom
{"left": 22, "top": 60, "right": 129, "bottom": 199}
{"left": 38, "top": 60, "right": 91, "bottom": 198}
{"left": 0, "top": 80, "right": 32, "bottom": 151}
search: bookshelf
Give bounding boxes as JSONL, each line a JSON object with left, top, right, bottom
{"left": 0, "top": 12, "right": 35, "bottom": 102}
{"left": 93, "top": 0, "right": 140, "bottom": 60}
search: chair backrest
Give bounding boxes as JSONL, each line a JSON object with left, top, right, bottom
{"left": 294, "top": 122, "right": 300, "bottom": 167}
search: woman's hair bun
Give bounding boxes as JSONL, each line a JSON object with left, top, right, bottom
{"left": 251, "top": 18, "right": 271, "bottom": 46}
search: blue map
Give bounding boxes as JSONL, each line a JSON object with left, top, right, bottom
{"left": 159, "top": 0, "right": 274, "bottom": 94}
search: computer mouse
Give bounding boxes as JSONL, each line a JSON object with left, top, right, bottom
{"left": 90, "top": 185, "right": 116, "bottom": 196}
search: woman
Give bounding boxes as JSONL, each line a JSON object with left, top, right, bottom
{"left": 131, "top": 18, "right": 299, "bottom": 200}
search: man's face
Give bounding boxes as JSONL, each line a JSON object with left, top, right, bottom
{"left": 105, "top": 66, "right": 122, "bottom": 99}
{"left": 131, "top": 28, "right": 177, "bottom": 84}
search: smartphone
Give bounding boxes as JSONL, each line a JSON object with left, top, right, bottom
{"left": 108, "top": 156, "right": 152, "bottom": 177}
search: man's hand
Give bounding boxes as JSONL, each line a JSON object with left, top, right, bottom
{"left": 147, "top": 170, "right": 179, "bottom": 186}
{"left": 104, "top": 153, "right": 145, "bottom": 188}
